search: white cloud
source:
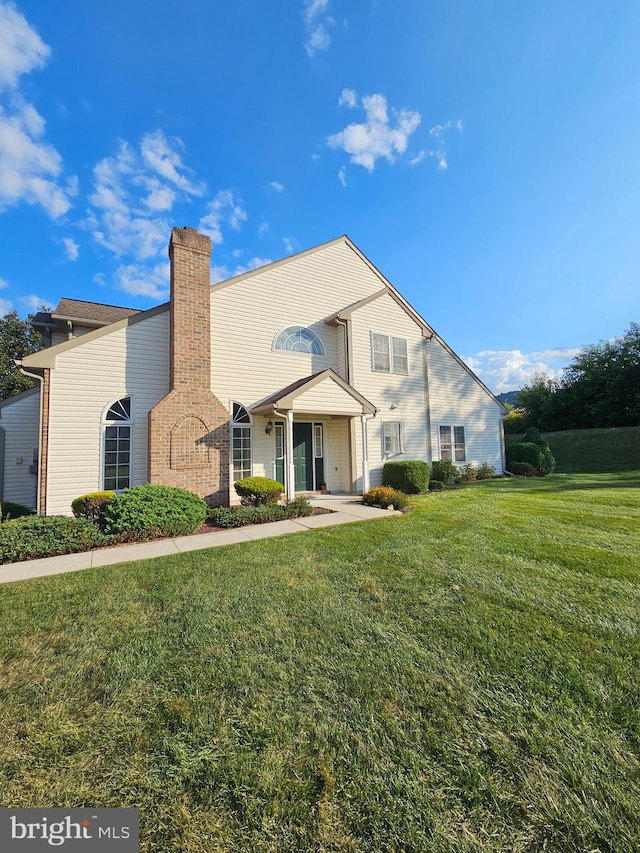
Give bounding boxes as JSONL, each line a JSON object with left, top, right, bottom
{"left": 409, "top": 150, "right": 425, "bottom": 166}
{"left": 328, "top": 91, "right": 421, "bottom": 172}
{"left": 311, "top": 152, "right": 320, "bottom": 160}
{"left": 426, "top": 120, "right": 463, "bottom": 171}
{"left": 210, "top": 257, "right": 272, "bottom": 284}
{"left": 338, "top": 166, "right": 346, "bottom": 187}
{"left": 139, "top": 130, "right": 204, "bottom": 196}
{"left": 303, "top": 0, "right": 335, "bottom": 56}
{"left": 0, "top": 297, "right": 13, "bottom": 314}
{"left": 93, "top": 272, "right": 106, "bottom": 287}
{"left": 0, "top": 6, "right": 76, "bottom": 218}
{"left": 0, "top": 3, "right": 50, "bottom": 89}
{"left": 0, "top": 276, "right": 7, "bottom": 289}
{"left": 198, "top": 189, "right": 247, "bottom": 245}
{"left": 258, "top": 221, "right": 269, "bottom": 237}
{"left": 62, "top": 236, "right": 79, "bottom": 260}
{"left": 115, "top": 261, "right": 170, "bottom": 301}
{"left": 464, "top": 347, "right": 581, "bottom": 393}
{"left": 283, "top": 237, "right": 295, "bottom": 254}
{"left": 338, "top": 88, "right": 357, "bottom": 108}
{"left": 20, "top": 293, "right": 47, "bottom": 311}
{"left": 268, "top": 180, "right": 284, "bottom": 192}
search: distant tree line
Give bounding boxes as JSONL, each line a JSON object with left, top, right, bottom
{"left": 506, "top": 323, "right": 640, "bottom": 433}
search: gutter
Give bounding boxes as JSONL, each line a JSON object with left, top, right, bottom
{"left": 16, "top": 360, "right": 45, "bottom": 514}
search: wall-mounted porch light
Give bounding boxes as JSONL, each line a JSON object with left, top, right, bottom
{"left": 265, "top": 420, "right": 274, "bottom": 435}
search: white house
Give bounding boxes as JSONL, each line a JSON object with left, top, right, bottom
{"left": 1, "top": 227, "right": 506, "bottom": 515}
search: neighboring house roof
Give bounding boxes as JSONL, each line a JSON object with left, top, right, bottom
{"left": 251, "top": 369, "right": 377, "bottom": 415}
{"left": 51, "top": 298, "right": 141, "bottom": 327}
{"left": 0, "top": 385, "right": 39, "bottom": 414}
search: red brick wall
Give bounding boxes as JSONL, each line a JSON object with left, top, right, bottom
{"left": 149, "top": 227, "right": 229, "bottom": 505}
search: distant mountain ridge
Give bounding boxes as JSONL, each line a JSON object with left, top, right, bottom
{"left": 496, "top": 390, "right": 520, "bottom": 406}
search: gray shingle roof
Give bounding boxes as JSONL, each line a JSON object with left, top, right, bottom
{"left": 51, "top": 298, "right": 140, "bottom": 326}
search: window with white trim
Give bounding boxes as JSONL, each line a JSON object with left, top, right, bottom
{"left": 103, "top": 397, "right": 132, "bottom": 491}
{"left": 383, "top": 421, "right": 403, "bottom": 455}
{"left": 273, "top": 326, "right": 325, "bottom": 355}
{"left": 439, "top": 425, "right": 466, "bottom": 462}
{"left": 232, "top": 402, "right": 252, "bottom": 481}
{"left": 371, "top": 333, "right": 408, "bottom": 374}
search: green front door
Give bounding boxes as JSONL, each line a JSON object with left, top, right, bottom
{"left": 293, "top": 423, "right": 313, "bottom": 491}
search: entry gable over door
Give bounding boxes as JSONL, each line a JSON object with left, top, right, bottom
{"left": 251, "top": 369, "right": 376, "bottom": 417}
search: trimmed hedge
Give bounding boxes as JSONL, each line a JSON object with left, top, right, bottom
{"left": 506, "top": 441, "right": 555, "bottom": 476}
{"left": 510, "top": 461, "right": 537, "bottom": 476}
{"left": 103, "top": 484, "right": 208, "bottom": 539}
{"left": 208, "top": 497, "right": 313, "bottom": 529}
{"left": 431, "top": 460, "right": 460, "bottom": 487}
{"left": 71, "top": 491, "right": 116, "bottom": 523}
{"left": 382, "top": 460, "right": 429, "bottom": 494}
{"left": 1, "top": 501, "right": 34, "bottom": 522}
{"left": 234, "top": 476, "right": 284, "bottom": 506}
{"left": 0, "top": 516, "right": 108, "bottom": 564}
{"left": 362, "top": 486, "right": 409, "bottom": 510}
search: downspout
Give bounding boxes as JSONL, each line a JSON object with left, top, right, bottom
{"left": 17, "top": 361, "right": 46, "bottom": 515}
{"left": 422, "top": 332, "right": 434, "bottom": 463}
{"left": 334, "top": 316, "right": 351, "bottom": 383}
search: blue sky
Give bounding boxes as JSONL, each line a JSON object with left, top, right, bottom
{"left": 1, "top": 0, "right": 639, "bottom": 392}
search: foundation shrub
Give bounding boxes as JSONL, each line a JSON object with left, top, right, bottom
{"left": 431, "top": 460, "right": 460, "bottom": 487}
{"left": 234, "top": 477, "right": 284, "bottom": 506}
{"left": 458, "top": 464, "right": 478, "bottom": 482}
{"left": 103, "top": 484, "right": 207, "bottom": 539}
{"left": 0, "top": 501, "right": 34, "bottom": 522}
{"left": 0, "top": 515, "right": 108, "bottom": 564}
{"left": 208, "top": 497, "right": 313, "bottom": 529}
{"left": 506, "top": 440, "right": 556, "bottom": 476}
{"left": 71, "top": 491, "right": 116, "bottom": 524}
{"left": 475, "top": 463, "right": 497, "bottom": 480}
{"left": 428, "top": 480, "right": 445, "bottom": 492}
{"left": 362, "top": 486, "right": 409, "bottom": 510}
{"left": 382, "top": 460, "right": 430, "bottom": 494}
{"left": 510, "top": 461, "right": 537, "bottom": 477}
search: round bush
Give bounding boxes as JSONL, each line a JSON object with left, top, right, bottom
{"left": 428, "top": 480, "right": 445, "bottom": 492}
{"left": 71, "top": 491, "right": 116, "bottom": 523}
{"left": 103, "top": 484, "right": 207, "bottom": 539}
{"left": 362, "top": 486, "right": 409, "bottom": 510}
{"left": 382, "top": 460, "right": 430, "bottom": 494}
{"left": 510, "top": 461, "right": 537, "bottom": 476}
{"left": 431, "top": 460, "right": 460, "bottom": 487}
{"left": 0, "top": 500, "right": 34, "bottom": 522}
{"left": 234, "top": 476, "right": 284, "bottom": 506}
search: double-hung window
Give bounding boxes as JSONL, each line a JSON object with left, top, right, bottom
{"left": 383, "top": 421, "right": 403, "bottom": 455}
{"left": 439, "top": 425, "right": 466, "bottom": 462}
{"left": 371, "top": 333, "right": 408, "bottom": 374}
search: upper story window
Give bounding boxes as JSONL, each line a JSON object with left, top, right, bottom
{"left": 273, "top": 326, "right": 325, "bottom": 356}
{"left": 371, "top": 332, "right": 408, "bottom": 374}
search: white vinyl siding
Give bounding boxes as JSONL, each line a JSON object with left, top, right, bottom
{"left": 427, "top": 338, "right": 504, "bottom": 472}
{"left": 0, "top": 389, "right": 39, "bottom": 509}
{"left": 45, "top": 311, "right": 170, "bottom": 515}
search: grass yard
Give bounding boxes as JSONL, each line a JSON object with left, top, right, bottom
{"left": 1, "top": 473, "right": 639, "bottom": 852}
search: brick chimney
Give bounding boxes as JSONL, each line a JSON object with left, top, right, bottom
{"left": 148, "top": 226, "right": 229, "bottom": 504}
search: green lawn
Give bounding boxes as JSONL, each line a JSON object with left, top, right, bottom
{"left": 1, "top": 473, "right": 639, "bottom": 852}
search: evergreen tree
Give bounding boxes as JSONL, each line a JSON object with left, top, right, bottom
{"left": 0, "top": 310, "right": 42, "bottom": 400}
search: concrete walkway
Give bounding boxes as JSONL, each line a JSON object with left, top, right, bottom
{"left": 0, "top": 496, "right": 400, "bottom": 585}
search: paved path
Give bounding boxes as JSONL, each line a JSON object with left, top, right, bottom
{"left": 0, "top": 496, "right": 400, "bottom": 585}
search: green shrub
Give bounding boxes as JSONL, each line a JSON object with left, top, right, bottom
{"left": 428, "top": 480, "right": 445, "bottom": 492}
{"left": 475, "top": 463, "right": 496, "bottom": 480}
{"left": 382, "top": 460, "right": 430, "bottom": 494}
{"left": 521, "top": 427, "right": 547, "bottom": 447}
{"left": 234, "top": 476, "right": 284, "bottom": 506}
{"left": 71, "top": 491, "right": 116, "bottom": 524}
{"left": 362, "top": 486, "right": 409, "bottom": 510}
{"left": 458, "top": 464, "right": 477, "bottom": 482}
{"left": 0, "top": 501, "right": 34, "bottom": 522}
{"left": 208, "top": 497, "right": 313, "bottom": 529}
{"left": 0, "top": 515, "right": 108, "bottom": 564}
{"left": 503, "top": 409, "right": 528, "bottom": 434}
{"left": 510, "top": 461, "right": 537, "bottom": 476}
{"left": 431, "top": 460, "right": 460, "bottom": 487}
{"left": 104, "top": 484, "right": 207, "bottom": 539}
{"left": 506, "top": 440, "right": 556, "bottom": 476}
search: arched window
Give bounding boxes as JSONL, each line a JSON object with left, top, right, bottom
{"left": 103, "top": 397, "right": 132, "bottom": 491}
{"left": 273, "top": 325, "right": 325, "bottom": 356}
{"left": 232, "top": 402, "right": 252, "bottom": 481}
